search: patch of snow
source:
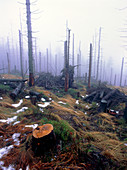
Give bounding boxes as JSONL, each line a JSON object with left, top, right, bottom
{"left": 13, "top": 121, "right": 20, "bottom": 125}
{"left": 0, "top": 116, "right": 17, "bottom": 124}
{"left": 12, "top": 133, "right": 20, "bottom": 145}
{"left": 81, "top": 96, "right": 84, "bottom": 98}
{"left": 41, "top": 98, "right": 46, "bottom": 102}
{"left": 0, "top": 145, "right": 13, "bottom": 159}
{"left": 0, "top": 97, "right": 3, "bottom": 100}
{"left": 76, "top": 100, "right": 79, "bottom": 104}
{"left": 25, "top": 96, "right": 30, "bottom": 99}
{"left": 84, "top": 112, "right": 87, "bottom": 115}
{"left": 12, "top": 99, "right": 23, "bottom": 108}
{"left": 49, "top": 98, "right": 52, "bottom": 101}
{"left": 16, "top": 107, "right": 28, "bottom": 113}
{"left": 0, "top": 161, "right": 15, "bottom": 170}
{"left": 26, "top": 165, "right": 29, "bottom": 170}
{"left": 124, "top": 143, "right": 127, "bottom": 146}
{"left": 116, "top": 111, "right": 119, "bottom": 114}
{"left": 39, "top": 108, "right": 44, "bottom": 112}
{"left": 25, "top": 124, "right": 38, "bottom": 129}
{"left": 58, "top": 101, "right": 66, "bottom": 105}
{"left": 96, "top": 103, "right": 99, "bottom": 106}
{"left": 37, "top": 102, "right": 50, "bottom": 108}
{"left": 85, "top": 105, "right": 90, "bottom": 109}
{"left": 85, "top": 94, "right": 88, "bottom": 97}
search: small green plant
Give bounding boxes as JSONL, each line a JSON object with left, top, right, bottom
{"left": 0, "top": 84, "right": 11, "bottom": 93}
{"left": 40, "top": 119, "right": 75, "bottom": 142}
{"left": 67, "top": 88, "right": 78, "bottom": 99}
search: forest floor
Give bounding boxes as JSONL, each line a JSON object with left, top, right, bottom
{"left": 0, "top": 74, "right": 127, "bottom": 170}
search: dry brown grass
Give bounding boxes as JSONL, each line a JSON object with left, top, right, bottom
{"left": 83, "top": 131, "right": 127, "bottom": 164}
{"left": 1, "top": 74, "right": 22, "bottom": 79}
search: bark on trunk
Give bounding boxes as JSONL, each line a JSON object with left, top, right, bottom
{"left": 32, "top": 124, "right": 56, "bottom": 156}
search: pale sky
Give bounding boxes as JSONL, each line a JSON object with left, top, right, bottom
{"left": 0, "top": 0, "right": 127, "bottom": 84}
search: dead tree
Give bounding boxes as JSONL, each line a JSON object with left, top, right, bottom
{"left": 19, "top": 30, "right": 24, "bottom": 79}
{"left": 88, "top": 43, "right": 92, "bottom": 88}
{"left": 26, "top": 0, "right": 34, "bottom": 86}
{"left": 7, "top": 52, "right": 10, "bottom": 74}
{"left": 96, "top": 27, "right": 101, "bottom": 81}
{"left": 120, "top": 57, "right": 124, "bottom": 87}
{"left": 64, "top": 40, "right": 69, "bottom": 92}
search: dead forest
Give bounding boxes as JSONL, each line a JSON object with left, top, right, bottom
{"left": 0, "top": 0, "right": 127, "bottom": 170}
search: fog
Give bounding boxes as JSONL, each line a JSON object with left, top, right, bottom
{"left": 0, "top": 0, "right": 127, "bottom": 86}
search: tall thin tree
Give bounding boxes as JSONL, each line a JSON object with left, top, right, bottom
{"left": 26, "top": 0, "right": 34, "bottom": 86}
{"left": 96, "top": 27, "right": 101, "bottom": 81}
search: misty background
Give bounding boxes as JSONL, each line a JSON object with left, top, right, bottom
{"left": 0, "top": 0, "right": 127, "bottom": 86}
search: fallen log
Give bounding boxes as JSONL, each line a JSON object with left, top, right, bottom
{"left": 10, "top": 82, "right": 24, "bottom": 100}
{"left": 29, "top": 91, "right": 42, "bottom": 100}
{"left": 101, "top": 89, "right": 118, "bottom": 101}
{"left": 0, "top": 79, "right": 27, "bottom": 82}
{"left": 32, "top": 124, "right": 56, "bottom": 156}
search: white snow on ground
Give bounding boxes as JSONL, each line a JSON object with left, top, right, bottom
{"left": 39, "top": 108, "right": 44, "bottom": 112}
{"left": 58, "top": 101, "right": 66, "bottom": 105}
{"left": 0, "top": 97, "right": 3, "bottom": 100}
{"left": 16, "top": 107, "right": 28, "bottom": 113}
{"left": 76, "top": 100, "right": 79, "bottom": 104}
{"left": 124, "top": 143, "right": 127, "bottom": 146}
{"left": 0, "top": 161, "right": 15, "bottom": 170}
{"left": 25, "top": 96, "right": 30, "bottom": 99}
{"left": 37, "top": 102, "right": 50, "bottom": 108}
{"left": 0, "top": 116, "right": 17, "bottom": 124}
{"left": 0, "top": 146, "right": 14, "bottom": 170}
{"left": 12, "top": 99, "right": 23, "bottom": 108}
{"left": 41, "top": 98, "right": 46, "bottom": 102}
{"left": 81, "top": 96, "right": 84, "bottom": 98}
{"left": 25, "top": 124, "right": 38, "bottom": 129}
{"left": 13, "top": 121, "right": 20, "bottom": 125}
{"left": 85, "top": 105, "right": 90, "bottom": 109}
{"left": 12, "top": 133, "right": 20, "bottom": 145}
{"left": 0, "top": 145, "right": 13, "bottom": 159}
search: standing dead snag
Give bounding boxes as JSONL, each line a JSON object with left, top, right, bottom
{"left": 32, "top": 124, "right": 56, "bottom": 156}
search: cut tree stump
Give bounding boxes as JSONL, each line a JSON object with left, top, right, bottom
{"left": 32, "top": 124, "right": 56, "bottom": 156}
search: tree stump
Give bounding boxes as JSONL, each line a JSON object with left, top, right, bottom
{"left": 32, "top": 124, "right": 56, "bottom": 156}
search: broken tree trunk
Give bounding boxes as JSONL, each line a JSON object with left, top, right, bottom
{"left": 32, "top": 124, "right": 56, "bottom": 156}
{"left": 10, "top": 82, "right": 24, "bottom": 100}
{"left": 0, "top": 79, "right": 27, "bottom": 83}
{"left": 29, "top": 91, "right": 42, "bottom": 100}
{"left": 101, "top": 89, "right": 118, "bottom": 101}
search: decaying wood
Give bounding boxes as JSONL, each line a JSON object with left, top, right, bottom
{"left": 10, "top": 82, "right": 24, "bottom": 100}
{"left": 29, "top": 90, "right": 42, "bottom": 100}
{"left": 0, "top": 79, "right": 27, "bottom": 82}
{"left": 84, "top": 86, "right": 127, "bottom": 114}
{"left": 32, "top": 124, "right": 56, "bottom": 155}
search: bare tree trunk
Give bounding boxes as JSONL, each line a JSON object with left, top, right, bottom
{"left": 96, "top": 27, "right": 101, "bottom": 81}
{"left": 26, "top": 0, "right": 34, "bottom": 86}
{"left": 64, "top": 41, "right": 69, "bottom": 92}
{"left": 7, "top": 52, "right": 10, "bottom": 74}
{"left": 88, "top": 43, "right": 92, "bottom": 88}
{"left": 19, "top": 30, "right": 24, "bottom": 79}
{"left": 72, "top": 33, "right": 74, "bottom": 66}
{"left": 120, "top": 57, "right": 124, "bottom": 87}
{"left": 47, "top": 48, "right": 48, "bottom": 73}
{"left": 39, "top": 52, "right": 41, "bottom": 73}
